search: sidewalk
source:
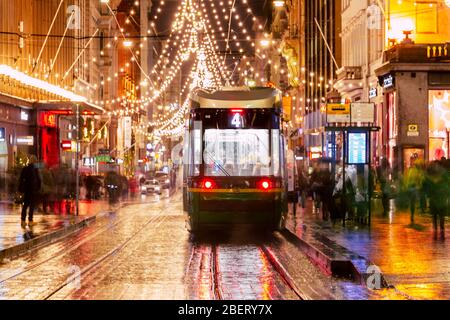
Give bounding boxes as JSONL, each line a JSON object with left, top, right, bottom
{"left": 287, "top": 199, "right": 450, "bottom": 300}
{"left": 0, "top": 200, "right": 107, "bottom": 261}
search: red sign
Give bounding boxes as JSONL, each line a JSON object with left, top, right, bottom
{"left": 41, "top": 112, "right": 57, "bottom": 128}
{"left": 61, "top": 140, "right": 72, "bottom": 151}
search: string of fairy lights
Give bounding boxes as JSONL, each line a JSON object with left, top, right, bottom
{"left": 126, "top": 0, "right": 232, "bottom": 138}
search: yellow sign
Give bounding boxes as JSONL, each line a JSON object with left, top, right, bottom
{"left": 282, "top": 96, "right": 293, "bottom": 121}
{"left": 326, "top": 104, "right": 351, "bottom": 123}
{"left": 327, "top": 104, "right": 350, "bottom": 114}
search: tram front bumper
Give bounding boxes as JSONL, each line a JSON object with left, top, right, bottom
{"left": 188, "top": 190, "right": 285, "bottom": 226}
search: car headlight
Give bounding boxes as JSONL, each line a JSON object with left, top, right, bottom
{"left": 155, "top": 186, "right": 160, "bottom": 190}
{"left": 141, "top": 186, "right": 146, "bottom": 191}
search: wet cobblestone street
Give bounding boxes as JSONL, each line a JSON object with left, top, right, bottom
{"left": 0, "top": 194, "right": 447, "bottom": 300}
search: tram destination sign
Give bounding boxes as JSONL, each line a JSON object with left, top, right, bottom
{"left": 326, "top": 104, "right": 351, "bottom": 123}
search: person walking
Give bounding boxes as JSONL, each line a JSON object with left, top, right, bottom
{"left": 404, "top": 161, "right": 426, "bottom": 225}
{"left": 18, "top": 155, "right": 41, "bottom": 227}
{"left": 424, "top": 161, "right": 448, "bottom": 240}
{"left": 376, "top": 159, "right": 391, "bottom": 216}
{"left": 40, "top": 165, "right": 54, "bottom": 213}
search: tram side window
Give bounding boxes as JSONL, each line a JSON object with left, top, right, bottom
{"left": 183, "top": 129, "right": 189, "bottom": 179}
{"left": 189, "top": 121, "right": 202, "bottom": 176}
{"left": 271, "top": 129, "right": 281, "bottom": 177}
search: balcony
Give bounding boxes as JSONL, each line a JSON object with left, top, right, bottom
{"left": 383, "top": 43, "right": 450, "bottom": 63}
{"left": 334, "top": 66, "right": 363, "bottom": 98}
{"left": 336, "top": 66, "right": 362, "bottom": 81}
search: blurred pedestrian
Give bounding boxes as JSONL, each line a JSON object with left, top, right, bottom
{"left": 297, "top": 169, "right": 309, "bottom": 209}
{"left": 105, "top": 171, "right": 122, "bottom": 204}
{"left": 310, "top": 160, "right": 334, "bottom": 221}
{"left": 424, "top": 161, "right": 448, "bottom": 240}
{"left": 40, "top": 165, "right": 54, "bottom": 213}
{"left": 120, "top": 175, "right": 129, "bottom": 199}
{"left": 18, "top": 155, "right": 41, "bottom": 226}
{"left": 404, "top": 160, "right": 426, "bottom": 225}
{"left": 85, "top": 175, "right": 95, "bottom": 200}
{"left": 376, "top": 158, "right": 391, "bottom": 216}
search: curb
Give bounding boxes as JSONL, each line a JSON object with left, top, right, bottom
{"left": 282, "top": 228, "right": 353, "bottom": 278}
{"left": 284, "top": 226, "right": 390, "bottom": 289}
{"left": 0, "top": 200, "right": 134, "bottom": 263}
{"left": 0, "top": 215, "right": 97, "bottom": 262}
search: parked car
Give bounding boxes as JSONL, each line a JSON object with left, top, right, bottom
{"left": 141, "top": 179, "right": 161, "bottom": 195}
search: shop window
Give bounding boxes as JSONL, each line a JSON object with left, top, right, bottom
{"left": 429, "top": 90, "right": 450, "bottom": 161}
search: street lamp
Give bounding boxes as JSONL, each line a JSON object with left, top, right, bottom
{"left": 123, "top": 40, "right": 133, "bottom": 47}
{"left": 260, "top": 39, "right": 270, "bottom": 47}
{"left": 273, "top": 1, "right": 285, "bottom": 8}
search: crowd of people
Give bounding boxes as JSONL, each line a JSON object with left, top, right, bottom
{"left": 15, "top": 160, "right": 139, "bottom": 225}
{"left": 296, "top": 157, "right": 450, "bottom": 238}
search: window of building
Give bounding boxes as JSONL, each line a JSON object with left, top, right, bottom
{"left": 429, "top": 90, "right": 450, "bottom": 161}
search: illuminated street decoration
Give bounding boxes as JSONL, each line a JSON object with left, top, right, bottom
{"left": 0, "top": 64, "right": 87, "bottom": 102}
{"left": 280, "top": 40, "right": 300, "bottom": 87}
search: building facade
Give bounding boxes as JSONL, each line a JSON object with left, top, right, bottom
{"left": 336, "top": 0, "right": 450, "bottom": 171}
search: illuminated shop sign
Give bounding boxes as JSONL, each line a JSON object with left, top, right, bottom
{"left": 61, "top": 140, "right": 73, "bottom": 151}
{"left": 20, "top": 110, "right": 29, "bottom": 121}
{"left": 369, "top": 87, "right": 378, "bottom": 99}
{"left": 41, "top": 112, "right": 57, "bottom": 128}
{"left": 83, "top": 157, "right": 95, "bottom": 167}
{"left": 380, "top": 74, "right": 395, "bottom": 89}
{"left": 309, "top": 146, "right": 322, "bottom": 160}
{"left": 0, "top": 128, "right": 5, "bottom": 142}
{"left": 17, "top": 136, "right": 34, "bottom": 146}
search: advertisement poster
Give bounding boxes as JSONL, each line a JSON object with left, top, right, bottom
{"left": 429, "top": 90, "right": 450, "bottom": 161}
{"left": 347, "top": 132, "right": 367, "bottom": 164}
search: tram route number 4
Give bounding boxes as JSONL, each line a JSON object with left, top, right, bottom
{"left": 178, "top": 304, "right": 273, "bottom": 317}
{"left": 231, "top": 112, "right": 242, "bottom": 128}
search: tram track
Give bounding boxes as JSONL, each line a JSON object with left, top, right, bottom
{"left": 43, "top": 213, "right": 167, "bottom": 300}
{"left": 0, "top": 205, "right": 142, "bottom": 284}
{"left": 260, "top": 245, "right": 307, "bottom": 300}
{"left": 206, "top": 240, "right": 306, "bottom": 300}
{"left": 0, "top": 200, "right": 170, "bottom": 300}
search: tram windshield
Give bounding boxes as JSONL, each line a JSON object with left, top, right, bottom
{"left": 200, "top": 128, "right": 279, "bottom": 177}
{"left": 186, "top": 108, "right": 282, "bottom": 177}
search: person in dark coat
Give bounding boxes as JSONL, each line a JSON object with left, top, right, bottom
{"left": 376, "top": 158, "right": 391, "bottom": 216}
{"left": 18, "top": 155, "right": 41, "bottom": 226}
{"left": 424, "top": 161, "right": 449, "bottom": 240}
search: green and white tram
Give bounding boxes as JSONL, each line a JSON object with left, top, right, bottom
{"left": 183, "top": 87, "right": 288, "bottom": 232}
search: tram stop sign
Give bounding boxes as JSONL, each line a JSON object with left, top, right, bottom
{"left": 326, "top": 104, "right": 351, "bottom": 123}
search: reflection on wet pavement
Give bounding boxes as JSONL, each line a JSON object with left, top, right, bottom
{"left": 0, "top": 194, "right": 441, "bottom": 300}
{"left": 288, "top": 199, "right": 450, "bottom": 300}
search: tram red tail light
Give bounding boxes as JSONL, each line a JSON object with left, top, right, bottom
{"left": 258, "top": 179, "right": 272, "bottom": 191}
{"left": 202, "top": 178, "right": 215, "bottom": 190}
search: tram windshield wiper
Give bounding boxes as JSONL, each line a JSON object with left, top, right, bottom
{"left": 205, "top": 151, "right": 230, "bottom": 177}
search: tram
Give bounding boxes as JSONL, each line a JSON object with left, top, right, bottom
{"left": 182, "top": 87, "right": 288, "bottom": 232}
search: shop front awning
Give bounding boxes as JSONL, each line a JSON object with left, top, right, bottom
{"left": 36, "top": 101, "right": 105, "bottom": 115}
